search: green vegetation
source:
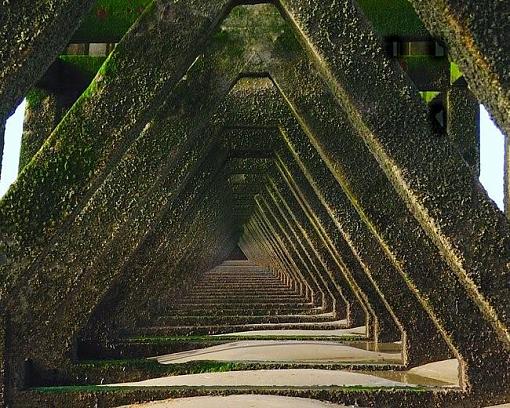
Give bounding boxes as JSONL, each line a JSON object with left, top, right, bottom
{"left": 356, "top": 0, "right": 430, "bottom": 38}
{"left": 72, "top": 0, "right": 152, "bottom": 42}
{"left": 59, "top": 56, "right": 107, "bottom": 79}
{"left": 26, "top": 88, "right": 49, "bottom": 109}
{"left": 450, "top": 62, "right": 464, "bottom": 84}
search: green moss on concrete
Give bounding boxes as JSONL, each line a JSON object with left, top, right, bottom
{"left": 356, "top": 0, "right": 430, "bottom": 38}
{"left": 72, "top": 0, "right": 152, "bottom": 43}
{"left": 25, "top": 89, "right": 49, "bottom": 110}
{"left": 32, "top": 384, "right": 428, "bottom": 394}
{"left": 58, "top": 56, "right": 107, "bottom": 80}
{"left": 420, "top": 91, "right": 441, "bottom": 103}
{"left": 450, "top": 62, "right": 463, "bottom": 85}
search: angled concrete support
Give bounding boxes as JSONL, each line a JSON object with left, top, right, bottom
{"left": 0, "top": 0, "right": 96, "bottom": 122}
{"left": 268, "top": 175, "right": 365, "bottom": 323}
{"left": 261, "top": 188, "right": 339, "bottom": 314}
{"left": 256, "top": 199, "right": 325, "bottom": 307}
{"left": 88, "top": 151, "right": 238, "bottom": 337}
{"left": 277, "top": 5, "right": 510, "bottom": 377}
{"left": 220, "top": 75, "right": 442, "bottom": 354}
{"left": 19, "top": 57, "right": 106, "bottom": 171}
{"left": 1, "top": 4, "right": 280, "bottom": 375}
{"left": 0, "top": 0, "right": 233, "bottom": 313}
{"left": 406, "top": 0, "right": 510, "bottom": 137}
{"left": 447, "top": 80, "right": 480, "bottom": 175}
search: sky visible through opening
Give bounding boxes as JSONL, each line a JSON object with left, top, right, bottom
{"left": 0, "top": 102, "right": 507, "bottom": 211}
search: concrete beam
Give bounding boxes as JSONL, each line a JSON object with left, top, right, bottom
{"left": 0, "top": 0, "right": 96, "bottom": 122}
{"left": 407, "top": 0, "right": 510, "bottom": 138}
{"left": 220, "top": 75, "right": 447, "bottom": 361}
{"left": 276, "top": 1, "right": 510, "bottom": 390}
{"left": 1, "top": 6, "right": 262, "bottom": 374}
{"left": 0, "top": 0, "right": 233, "bottom": 307}
{"left": 447, "top": 80, "right": 480, "bottom": 175}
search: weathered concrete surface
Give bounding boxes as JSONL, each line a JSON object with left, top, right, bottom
{"left": 19, "top": 56, "right": 106, "bottom": 171}
{"left": 278, "top": 2, "right": 510, "bottom": 371}
{"left": 407, "top": 0, "right": 510, "bottom": 137}
{"left": 447, "top": 80, "right": 480, "bottom": 174}
{"left": 224, "top": 75, "right": 448, "bottom": 365}
{"left": 0, "top": 1, "right": 233, "bottom": 325}
{"left": 0, "top": 0, "right": 95, "bottom": 122}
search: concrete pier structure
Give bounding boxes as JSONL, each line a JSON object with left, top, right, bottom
{"left": 0, "top": 1, "right": 508, "bottom": 407}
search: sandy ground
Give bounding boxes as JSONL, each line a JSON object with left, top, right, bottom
{"left": 485, "top": 405, "right": 510, "bottom": 408}
{"left": 104, "top": 368, "right": 411, "bottom": 388}
{"left": 151, "top": 340, "right": 401, "bottom": 364}
{"left": 213, "top": 325, "right": 366, "bottom": 338}
{"left": 408, "top": 359, "right": 459, "bottom": 385}
{"left": 115, "top": 395, "right": 359, "bottom": 408}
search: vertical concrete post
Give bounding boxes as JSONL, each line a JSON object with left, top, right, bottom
{"left": 0, "top": 121, "right": 4, "bottom": 179}
{"left": 447, "top": 80, "right": 480, "bottom": 175}
{"left": 506, "top": 138, "right": 510, "bottom": 219}
{"left": 0, "top": 313, "right": 6, "bottom": 407}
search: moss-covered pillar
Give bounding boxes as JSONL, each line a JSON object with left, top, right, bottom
{"left": 255, "top": 206, "right": 318, "bottom": 303}
{"left": 266, "top": 177, "right": 355, "bottom": 319}
{"left": 261, "top": 187, "right": 338, "bottom": 314}
{"left": 406, "top": 0, "right": 510, "bottom": 138}
{"left": 506, "top": 139, "right": 510, "bottom": 219}
{"left": 247, "top": 217, "right": 304, "bottom": 294}
{"left": 268, "top": 170, "right": 369, "bottom": 327}
{"left": 84, "top": 153, "right": 237, "bottom": 340}
{"left": 277, "top": 4, "right": 510, "bottom": 374}
{"left": 0, "top": 2, "right": 234, "bottom": 331}
{"left": 0, "top": 0, "right": 96, "bottom": 123}
{"left": 0, "top": 121, "right": 4, "bottom": 177}
{"left": 447, "top": 80, "right": 480, "bottom": 175}
{"left": 19, "top": 56, "right": 106, "bottom": 170}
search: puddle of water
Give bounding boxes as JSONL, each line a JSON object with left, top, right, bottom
{"left": 359, "top": 369, "right": 459, "bottom": 388}
{"left": 344, "top": 341, "right": 402, "bottom": 353}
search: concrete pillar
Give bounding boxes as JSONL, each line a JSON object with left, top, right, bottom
{"left": 407, "top": 0, "right": 510, "bottom": 137}
{"left": 20, "top": 57, "right": 106, "bottom": 171}
{"left": 0, "top": 0, "right": 96, "bottom": 124}
{"left": 447, "top": 80, "right": 480, "bottom": 175}
{"left": 505, "top": 138, "right": 510, "bottom": 218}
{"left": 0, "top": 121, "right": 4, "bottom": 178}
{"left": 275, "top": 5, "right": 510, "bottom": 391}
{"left": 262, "top": 188, "right": 338, "bottom": 313}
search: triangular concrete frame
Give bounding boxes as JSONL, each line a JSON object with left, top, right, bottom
{"left": 0, "top": 0, "right": 508, "bottom": 405}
